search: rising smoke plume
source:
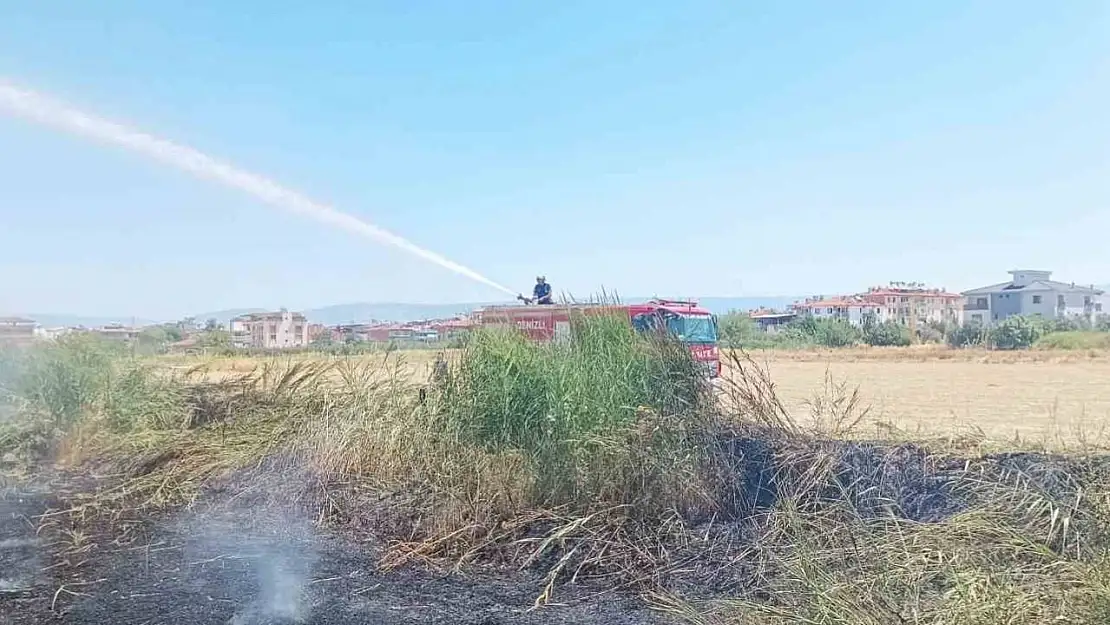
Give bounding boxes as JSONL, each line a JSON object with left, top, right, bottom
{"left": 0, "top": 79, "right": 516, "bottom": 297}
{"left": 177, "top": 464, "right": 321, "bottom": 625}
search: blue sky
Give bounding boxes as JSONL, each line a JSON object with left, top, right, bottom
{"left": 1, "top": 1, "right": 1107, "bottom": 319}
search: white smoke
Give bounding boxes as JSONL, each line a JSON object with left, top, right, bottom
{"left": 0, "top": 79, "right": 516, "bottom": 297}
{"left": 177, "top": 466, "right": 320, "bottom": 625}
{"left": 0, "top": 488, "right": 42, "bottom": 594}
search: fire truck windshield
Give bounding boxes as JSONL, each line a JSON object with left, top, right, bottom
{"left": 664, "top": 313, "right": 718, "bottom": 344}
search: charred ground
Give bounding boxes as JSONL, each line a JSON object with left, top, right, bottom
{"left": 1, "top": 471, "right": 662, "bottom": 625}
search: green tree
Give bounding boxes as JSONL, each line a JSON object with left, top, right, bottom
{"left": 717, "top": 311, "right": 760, "bottom": 348}
{"left": 916, "top": 319, "right": 951, "bottom": 344}
{"left": 947, "top": 323, "right": 989, "bottom": 348}
{"left": 861, "top": 318, "right": 912, "bottom": 347}
{"left": 1044, "top": 316, "right": 1090, "bottom": 332}
{"left": 1096, "top": 314, "right": 1110, "bottom": 332}
{"left": 989, "top": 315, "right": 1045, "bottom": 350}
{"left": 197, "top": 329, "right": 232, "bottom": 351}
{"left": 162, "top": 324, "right": 183, "bottom": 342}
{"left": 135, "top": 326, "right": 172, "bottom": 355}
{"left": 787, "top": 316, "right": 860, "bottom": 348}
{"left": 138, "top": 326, "right": 168, "bottom": 344}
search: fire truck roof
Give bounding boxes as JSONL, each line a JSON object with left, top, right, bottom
{"left": 476, "top": 299, "right": 710, "bottom": 315}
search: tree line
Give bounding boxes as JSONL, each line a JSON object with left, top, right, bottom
{"left": 719, "top": 312, "right": 1110, "bottom": 350}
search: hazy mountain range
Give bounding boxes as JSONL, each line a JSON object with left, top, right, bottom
{"left": 16, "top": 313, "right": 161, "bottom": 328}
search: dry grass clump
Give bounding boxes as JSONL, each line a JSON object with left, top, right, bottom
{"left": 297, "top": 314, "right": 725, "bottom": 576}
{"left": 430, "top": 315, "right": 716, "bottom": 513}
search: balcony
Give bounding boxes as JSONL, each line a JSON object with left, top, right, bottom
{"left": 963, "top": 303, "right": 989, "bottom": 311}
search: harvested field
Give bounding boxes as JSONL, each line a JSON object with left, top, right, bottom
{"left": 164, "top": 346, "right": 1110, "bottom": 446}
{"left": 747, "top": 354, "right": 1110, "bottom": 445}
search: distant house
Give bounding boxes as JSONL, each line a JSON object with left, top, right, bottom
{"left": 91, "top": 324, "right": 141, "bottom": 342}
{"left": 748, "top": 309, "right": 797, "bottom": 333}
{"left": 229, "top": 310, "right": 309, "bottom": 349}
{"left": 0, "top": 316, "right": 38, "bottom": 346}
{"left": 228, "top": 316, "right": 253, "bottom": 348}
{"left": 793, "top": 297, "right": 882, "bottom": 327}
{"left": 431, "top": 318, "right": 473, "bottom": 340}
{"left": 961, "top": 270, "right": 1105, "bottom": 326}
{"left": 331, "top": 323, "right": 373, "bottom": 343}
{"left": 307, "top": 323, "right": 328, "bottom": 343}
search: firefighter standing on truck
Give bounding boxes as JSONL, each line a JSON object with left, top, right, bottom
{"left": 532, "top": 276, "right": 553, "bottom": 304}
{"left": 519, "top": 276, "right": 553, "bottom": 305}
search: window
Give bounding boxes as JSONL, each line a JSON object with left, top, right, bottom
{"left": 663, "top": 313, "right": 718, "bottom": 344}
{"left": 976, "top": 297, "right": 987, "bottom": 308}
{"left": 1058, "top": 295, "right": 1066, "bottom": 307}
{"left": 826, "top": 307, "right": 833, "bottom": 314}
{"left": 1084, "top": 296, "right": 1092, "bottom": 306}
{"left": 1032, "top": 295, "right": 1042, "bottom": 304}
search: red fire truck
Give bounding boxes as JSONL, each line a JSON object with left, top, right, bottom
{"left": 472, "top": 299, "right": 721, "bottom": 378}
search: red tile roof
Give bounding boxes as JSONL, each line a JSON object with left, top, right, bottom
{"left": 865, "top": 288, "right": 961, "bottom": 298}
{"left": 748, "top": 309, "right": 796, "bottom": 319}
{"left": 797, "top": 298, "right": 881, "bottom": 309}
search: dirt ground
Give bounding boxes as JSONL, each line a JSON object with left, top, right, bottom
{"left": 0, "top": 476, "right": 664, "bottom": 625}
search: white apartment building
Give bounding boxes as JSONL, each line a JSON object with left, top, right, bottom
{"left": 793, "top": 296, "right": 882, "bottom": 326}
{"left": 961, "top": 270, "right": 1105, "bottom": 326}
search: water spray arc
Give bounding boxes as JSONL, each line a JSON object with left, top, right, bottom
{"left": 0, "top": 80, "right": 516, "bottom": 297}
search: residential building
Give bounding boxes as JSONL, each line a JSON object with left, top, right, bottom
{"left": 748, "top": 309, "right": 797, "bottom": 333}
{"left": 307, "top": 323, "right": 328, "bottom": 343}
{"left": 862, "top": 282, "right": 963, "bottom": 327}
{"left": 793, "top": 296, "right": 882, "bottom": 326}
{"left": 961, "top": 270, "right": 1105, "bottom": 326}
{"left": 91, "top": 324, "right": 141, "bottom": 343}
{"left": 331, "top": 323, "right": 374, "bottom": 343}
{"left": 0, "top": 316, "right": 38, "bottom": 345}
{"left": 229, "top": 316, "right": 253, "bottom": 348}
{"left": 230, "top": 310, "right": 310, "bottom": 349}
{"left": 35, "top": 327, "right": 70, "bottom": 341}
{"left": 336, "top": 317, "right": 473, "bottom": 344}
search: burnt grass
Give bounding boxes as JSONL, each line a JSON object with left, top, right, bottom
{"left": 0, "top": 472, "right": 663, "bottom": 625}
{"left": 2, "top": 438, "right": 1108, "bottom": 625}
